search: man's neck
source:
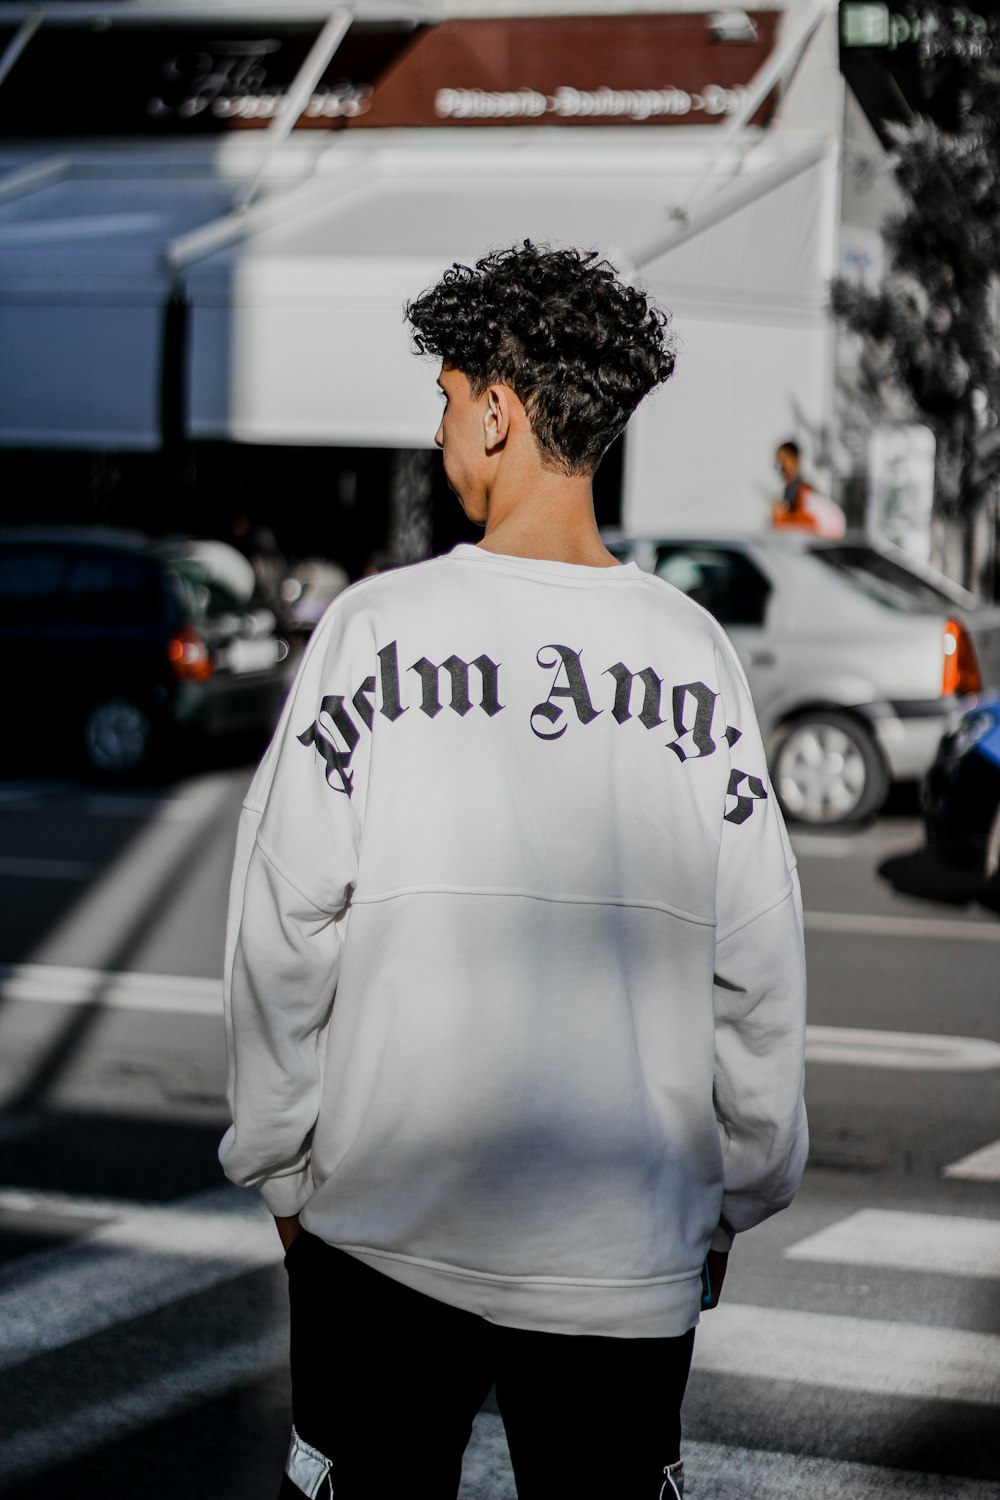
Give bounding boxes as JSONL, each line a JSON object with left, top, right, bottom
{"left": 475, "top": 466, "right": 620, "bottom": 568}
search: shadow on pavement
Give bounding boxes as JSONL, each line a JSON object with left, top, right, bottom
{"left": 878, "top": 846, "right": 1000, "bottom": 916}
{"left": 0, "top": 1110, "right": 229, "bottom": 1263}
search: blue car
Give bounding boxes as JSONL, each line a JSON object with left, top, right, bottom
{"left": 923, "top": 697, "right": 1000, "bottom": 894}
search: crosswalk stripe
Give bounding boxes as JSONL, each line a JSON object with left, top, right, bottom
{"left": 0, "top": 962, "right": 222, "bottom": 1015}
{"left": 804, "top": 909, "right": 1000, "bottom": 941}
{"left": 693, "top": 1303, "right": 1000, "bottom": 1407}
{"left": 0, "top": 1185, "right": 279, "bottom": 1373}
{"left": 804, "top": 1025, "right": 1000, "bottom": 1070}
{"left": 460, "top": 1417, "right": 1000, "bottom": 1500}
{"left": 6, "top": 963, "right": 999, "bottom": 1075}
{"left": 0, "top": 1186, "right": 124, "bottom": 1220}
{"left": 789, "top": 835, "right": 854, "bottom": 858}
{"left": 945, "top": 1139, "right": 1000, "bottom": 1182}
{"left": 784, "top": 1209, "right": 1000, "bottom": 1279}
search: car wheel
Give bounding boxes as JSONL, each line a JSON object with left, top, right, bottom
{"left": 772, "top": 711, "right": 889, "bottom": 827}
{"left": 82, "top": 698, "right": 155, "bottom": 776}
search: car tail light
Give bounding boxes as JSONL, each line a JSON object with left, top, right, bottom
{"left": 942, "top": 618, "right": 982, "bottom": 697}
{"left": 168, "top": 626, "right": 214, "bottom": 681}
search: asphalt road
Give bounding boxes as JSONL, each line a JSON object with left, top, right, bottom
{"left": 0, "top": 764, "right": 997, "bottom": 1499}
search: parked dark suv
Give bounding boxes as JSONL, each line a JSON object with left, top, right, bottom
{"left": 0, "top": 527, "right": 293, "bottom": 775}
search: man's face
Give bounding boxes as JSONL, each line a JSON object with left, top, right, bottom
{"left": 435, "top": 366, "right": 490, "bottom": 525}
{"left": 776, "top": 446, "right": 799, "bottom": 483}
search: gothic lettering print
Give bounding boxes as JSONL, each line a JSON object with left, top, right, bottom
{"left": 604, "top": 663, "right": 666, "bottom": 729}
{"left": 299, "top": 639, "right": 770, "bottom": 826}
{"left": 297, "top": 695, "right": 361, "bottom": 797}
{"left": 665, "top": 682, "right": 719, "bottom": 762}
{"left": 377, "top": 642, "right": 407, "bottom": 722}
{"left": 409, "top": 655, "right": 504, "bottom": 718}
{"left": 352, "top": 676, "right": 375, "bottom": 731}
{"left": 530, "top": 646, "right": 602, "bottom": 741}
{"left": 724, "top": 768, "right": 768, "bottom": 825}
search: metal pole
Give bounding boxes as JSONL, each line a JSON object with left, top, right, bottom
{"left": 165, "top": 159, "right": 373, "bottom": 270}
{"left": 234, "top": 7, "right": 353, "bottom": 210}
{"left": 632, "top": 137, "right": 829, "bottom": 268}
{"left": 0, "top": 7, "right": 43, "bottom": 91}
{"left": 670, "top": 0, "right": 835, "bottom": 226}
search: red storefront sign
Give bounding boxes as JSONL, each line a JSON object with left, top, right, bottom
{"left": 0, "top": 13, "right": 779, "bottom": 137}
{"left": 347, "top": 15, "right": 780, "bottom": 129}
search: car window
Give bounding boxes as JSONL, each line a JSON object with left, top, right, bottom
{"left": 165, "top": 557, "right": 244, "bottom": 621}
{"left": 70, "top": 551, "right": 162, "bottom": 625}
{"left": 159, "top": 542, "right": 256, "bottom": 622}
{"left": 812, "top": 546, "right": 957, "bottom": 613}
{"left": 0, "top": 545, "right": 75, "bottom": 624}
{"left": 654, "top": 545, "right": 771, "bottom": 627}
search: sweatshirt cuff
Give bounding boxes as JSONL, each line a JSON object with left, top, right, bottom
{"left": 257, "top": 1161, "right": 316, "bottom": 1217}
{"left": 710, "top": 1222, "right": 735, "bottom": 1253}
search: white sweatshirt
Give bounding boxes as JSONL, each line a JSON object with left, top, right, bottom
{"left": 220, "top": 544, "right": 807, "bottom": 1337}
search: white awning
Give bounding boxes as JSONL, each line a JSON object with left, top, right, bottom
{"left": 0, "top": 171, "right": 230, "bottom": 448}
{"left": 0, "top": 117, "right": 839, "bottom": 534}
{"left": 182, "top": 131, "right": 835, "bottom": 454}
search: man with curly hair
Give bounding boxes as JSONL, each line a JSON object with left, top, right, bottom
{"left": 221, "top": 242, "right": 807, "bottom": 1499}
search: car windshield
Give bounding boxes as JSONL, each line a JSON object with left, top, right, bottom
{"left": 160, "top": 542, "right": 256, "bottom": 620}
{"left": 811, "top": 545, "right": 966, "bottom": 614}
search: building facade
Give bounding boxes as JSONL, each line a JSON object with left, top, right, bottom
{"left": 0, "top": 0, "right": 863, "bottom": 568}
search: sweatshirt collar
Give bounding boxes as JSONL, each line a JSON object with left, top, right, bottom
{"left": 448, "top": 543, "right": 641, "bottom": 582}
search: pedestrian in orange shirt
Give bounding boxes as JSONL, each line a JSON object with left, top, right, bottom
{"left": 772, "top": 440, "right": 846, "bottom": 538}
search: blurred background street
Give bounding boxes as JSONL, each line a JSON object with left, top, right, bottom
{"left": 0, "top": 768, "right": 997, "bottom": 1498}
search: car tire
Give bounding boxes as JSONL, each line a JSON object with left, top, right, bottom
{"left": 81, "top": 697, "right": 156, "bottom": 777}
{"left": 771, "top": 711, "right": 890, "bottom": 827}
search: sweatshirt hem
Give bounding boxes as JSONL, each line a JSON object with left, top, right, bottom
{"left": 326, "top": 1242, "right": 704, "bottom": 1337}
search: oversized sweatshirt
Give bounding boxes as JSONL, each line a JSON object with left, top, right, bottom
{"left": 220, "top": 543, "right": 808, "bottom": 1337}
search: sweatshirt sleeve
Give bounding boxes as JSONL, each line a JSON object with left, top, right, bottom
{"left": 709, "top": 639, "right": 808, "bottom": 1252}
{"left": 218, "top": 597, "right": 374, "bottom": 1216}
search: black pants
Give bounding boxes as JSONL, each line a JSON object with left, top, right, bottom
{"left": 279, "top": 1231, "right": 695, "bottom": 1500}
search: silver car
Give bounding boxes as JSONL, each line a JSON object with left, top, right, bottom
{"left": 604, "top": 532, "right": 1000, "bottom": 826}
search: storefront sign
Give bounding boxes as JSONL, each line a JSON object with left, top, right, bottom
{"left": 0, "top": 14, "right": 779, "bottom": 137}
{"left": 839, "top": 0, "right": 994, "bottom": 138}
{"left": 841, "top": 2, "right": 988, "bottom": 51}
{"left": 869, "top": 424, "right": 936, "bottom": 564}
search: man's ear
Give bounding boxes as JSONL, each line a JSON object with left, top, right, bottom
{"left": 483, "top": 384, "right": 511, "bottom": 454}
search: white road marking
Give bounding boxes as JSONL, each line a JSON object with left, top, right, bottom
{"left": 461, "top": 1416, "right": 1000, "bottom": 1500}
{"left": 25, "top": 771, "right": 239, "bottom": 973}
{"left": 0, "top": 856, "right": 92, "bottom": 879}
{"left": 5, "top": 964, "right": 998, "bottom": 1074}
{"left": 805, "top": 1026, "right": 1000, "bottom": 1071}
{"left": 790, "top": 835, "right": 855, "bottom": 858}
{"left": 785, "top": 1210, "right": 1000, "bottom": 1279}
{"left": 0, "top": 1185, "right": 279, "bottom": 1372}
{"left": 945, "top": 1139, "right": 1000, "bottom": 1182}
{"left": 0, "top": 1326, "right": 286, "bottom": 1488}
{"left": 0, "top": 1186, "right": 125, "bottom": 1220}
{"left": 0, "top": 962, "right": 222, "bottom": 1014}
{"left": 693, "top": 1303, "right": 1000, "bottom": 1407}
{"left": 805, "top": 909, "right": 1000, "bottom": 941}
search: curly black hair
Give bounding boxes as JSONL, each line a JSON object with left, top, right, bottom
{"left": 405, "top": 242, "right": 675, "bottom": 476}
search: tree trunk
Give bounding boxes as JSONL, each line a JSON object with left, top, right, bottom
{"left": 388, "top": 450, "right": 434, "bottom": 567}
